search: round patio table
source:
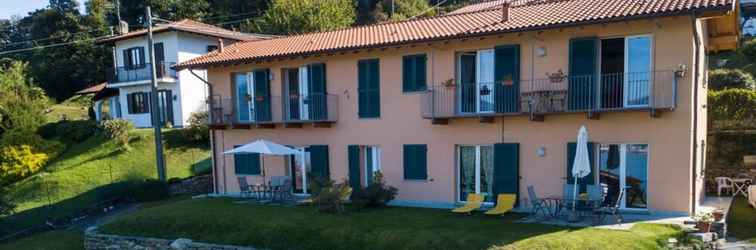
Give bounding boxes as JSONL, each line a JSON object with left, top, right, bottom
{"left": 541, "top": 196, "right": 601, "bottom": 220}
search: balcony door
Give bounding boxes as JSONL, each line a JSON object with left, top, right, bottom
{"left": 598, "top": 144, "right": 648, "bottom": 210}
{"left": 287, "top": 147, "right": 311, "bottom": 195}
{"left": 284, "top": 66, "right": 314, "bottom": 121}
{"left": 457, "top": 50, "right": 495, "bottom": 114}
{"left": 598, "top": 35, "right": 652, "bottom": 109}
{"left": 235, "top": 73, "right": 255, "bottom": 122}
{"left": 458, "top": 145, "right": 494, "bottom": 203}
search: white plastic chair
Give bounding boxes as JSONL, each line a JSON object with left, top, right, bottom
{"left": 715, "top": 177, "right": 734, "bottom": 196}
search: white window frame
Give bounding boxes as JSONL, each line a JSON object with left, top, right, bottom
{"left": 456, "top": 144, "right": 494, "bottom": 204}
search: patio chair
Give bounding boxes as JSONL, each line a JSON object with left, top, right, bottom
{"left": 527, "top": 186, "right": 547, "bottom": 217}
{"left": 485, "top": 194, "right": 517, "bottom": 215}
{"left": 587, "top": 185, "right": 603, "bottom": 202}
{"left": 715, "top": 177, "right": 734, "bottom": 196}
{"left": 452, "top": 194, "right": 484, "bottom": 215}
{"left": 593, "top": 188, "right": 625, "bottom": 225}
{"left": 237, "top": 177, "right": 252, "bottom": 198}
{"left": 274, "top": 179, "right": 293, "bottom": 201}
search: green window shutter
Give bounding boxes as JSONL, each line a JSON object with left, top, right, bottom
{"left": 494, "top": 143, "right": 520, "bottom": 206}
{"left": 233, "top": 145, "right": 261, "bottom": 175}
{"left": 253, "top": 69, "right": 271, "bottom": 122}
{"left": 566, "top": 142, "right": 595, "bottom": 193}
{"left": 348, "top": 145, "right": 361, "bottom": 189}
{"left": 126, "top": 93, "right": 133, "bottom": 113}
{"left": 402, "top": 56, "right": 413, "bottom": 92}
{"left": 403, "top": 144, "right": 427, "bottom": 180}
{"left": 307, "top": 63, "right": 328, "bottom": 120}
{"left": 402, "top": 54, "right": 427, "bottom": 92}
{"left": 137, "top": 47, "right": 146, "bottom": 68}
{"left": 568, "top": 37, "right": 598, "bottom": 110}
{"left": 494, "top": 45, "right": 520, "bottom": 113}
{"left": 358, "top": 59, "right": 380, "bottom": 118}
{"left": 122, "top": 49, "right": 131, "bottom": 69}
{"left": 308, "top": 145, "right": 330, "bottom": 180}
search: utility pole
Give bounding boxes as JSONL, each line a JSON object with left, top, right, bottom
{"left": 146, "top": 7, "right": 167, "bottom": 182}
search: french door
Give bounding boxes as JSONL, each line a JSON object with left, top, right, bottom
{"left": 458, "top": 145, "right": 494, "bottom": 203}
{"left": 298, "top": 66, "right": 310, "bottom": 120}
{"left": 235, "top": 73, "right": 255, "bottom": 122}
{"left": 457, "top": 50, "right": 495, "bottom": 114}
{"left": 364, "top": 146, "right": 381, "bottom": 185}
{"left": 624, "top": 35, "right": 652, "bottom": 108}
{"left": 288, "top": 147, "right": 311, "bottom": 195}
{"left": 598, "top": 144, "right": 649, "bottom": 209}
{"left": 157, "top": 90, "right": 174, "bottom": 126}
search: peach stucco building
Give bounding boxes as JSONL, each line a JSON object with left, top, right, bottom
{"left": 176, "top": 0, "right": 740, "bottom": 215}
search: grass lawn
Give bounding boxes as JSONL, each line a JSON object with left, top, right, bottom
{"left": 0, "top": 129, "right": 211, "bottom": 235}
{"left": 44, "top": 95, "right": 91, "bottom": 122}
{"left": 727, "top": 197, "right": 756, "bottom": 243}
{"left": 101, "top": 198, "right": 683, "bottom": 250}
{"left": 0, "top": 230, "right": 83, "bottom": 250}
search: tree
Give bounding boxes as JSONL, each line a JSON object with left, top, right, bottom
{"left": 0, "top": 60, "right": 49, "bottom": 135}
{"left": 709, "top": 69, "right": 756, "bottom": 90}
{"left": 357, "top": 0, "right": 437, "bottom": 25}
{"left": 249, "top": 0, "right": 356, "bottom": 35}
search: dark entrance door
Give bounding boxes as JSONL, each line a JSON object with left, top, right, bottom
{"left": 157, "top": 90, "right": 174, "bottom": 126}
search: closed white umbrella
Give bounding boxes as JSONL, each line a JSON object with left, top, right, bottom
{"left": 572, "top": 125, "right": 591, "bottom": 211}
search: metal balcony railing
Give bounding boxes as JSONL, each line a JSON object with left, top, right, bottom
{"left": 107, "top": 62, "right": 177, "bottom": 84}
{"left": 207, "top": 93, "right": 339, "bottom": 127}
{"left": 421, "top": 71, "right": 679, "bottom": 119}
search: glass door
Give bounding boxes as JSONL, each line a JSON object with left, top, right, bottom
{"left": 157, "top": 90, "right": 174, "bottom": 126}
{"left": 298, "top": 66, "right": 310, "bottom": 120}
{"left": 624, "top": 35, "right": 652, "bottom": 108}
{"left": 476, "top": 49, "right": 495, "bottom": 113}
{"left": 288, "top": 148, "right": 311, "bottom": 195}
{"left": 599, "top": 144, "right": 648, "bottom": 209}
{"left": 285, "top": 68, "right": 301, "bottom": 120}
{"left": 458, "top": 145, "right": 494, "bottom": 203}
{"left": 364, "top": 146, "right": 381, "bottom": 186}
{"left": 458, "top": 53, "right": 477, "bottom": 114}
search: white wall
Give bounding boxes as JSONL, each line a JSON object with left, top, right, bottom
{"left": 111, "top": 31, "right": 231, "bottom": 127}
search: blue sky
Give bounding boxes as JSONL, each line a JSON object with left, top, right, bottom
{"left": 1, "top": 0, "right": 87, "bottom": 19}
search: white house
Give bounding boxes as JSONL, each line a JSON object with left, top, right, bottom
{"left": 96, "top": 19, "right": 273, "bottom": 128}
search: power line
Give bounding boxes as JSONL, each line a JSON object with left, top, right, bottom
{"left": 0, "top": 35, "right": 110, "bottom": 55}
{"left": 0, "top": 30, "right": 102, "bottom": 49}
{"left": 201, "top": 10, "right": 264, "bottom": 22}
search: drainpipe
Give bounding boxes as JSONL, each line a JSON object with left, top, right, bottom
{"left": 690, "top": 15, "right": 702, "bottom": 216}
{"left": 188, "top": 68, "right": 221, "bottom": 194}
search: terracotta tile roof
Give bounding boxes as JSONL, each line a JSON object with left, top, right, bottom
{"left": 75, "top": 82, "right": 107, "bottom": 95}
{"left": 97, "top": 19, "right": 276, "bottom": 43}
{"left": 176, "top": 0, "right": 733, "bottom": 69}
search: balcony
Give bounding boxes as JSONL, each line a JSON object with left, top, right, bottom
{"left": 421, "top": 71, "right": 679, "bottom": 122}
{"left": 107, "top": 62, "right": 177, "bottom": 85}
{"left": 207, "top": 93, "right": 339, "bottom": 129}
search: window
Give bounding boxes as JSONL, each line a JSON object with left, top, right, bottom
{"left": 123, "top": 47, "right": 145, "bottom": 69}
{"left": 458, "top": 145, "right": 494, "bottom": 202}
{"left": 233, "top": 145, "right": 261, "bottom": 175}
{"left": 358, "top": 59, "right": 380, "bottom": 118}
{"left": 127, "top": 92, "right": 150, "bottom": 114}
{"left": 403, "top": 144, "right": 427, "bottom": 180}
{"left": 402, "top": 54, "right": 427, "bottom": 92}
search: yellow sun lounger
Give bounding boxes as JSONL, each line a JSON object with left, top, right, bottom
{"left": 484, "top": 194, "right": 517, "bottom": 215}
{"left": 452, "top": 194, "right": 484, "bottom": 214}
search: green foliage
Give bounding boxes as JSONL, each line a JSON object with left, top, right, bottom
{"left": 385, "top": 0, "right": 435, "bottom": 21}
{"left": 0, "top": 145, "right": 49, "bottom": 186}
{"left": 739, "top": 39, "right": 756, "bottom": 64}
{"left": 707, "top": 131, "right": 756, "bottom": 169}
{"left": 38, "top": 120, "right": 98, "bottom": 143}
{"left": 0, "top": 187, "right": 15, "bottom": 216}
{"left": 101, "top": 119, "right": 134, "bottom": 148}
{"left": 250, "top": 0, "right": 356, "bottom": 35}
{"left": 708, "top": 69, "right": 756, "bottom": 90}
{"left": 0, "top": 61, "right": 50, "bottom": 134}
{"left": 310, "top": 178, "right": 352, "bottom": 214}
{"left": 183, "top": 111, "right": 209, "bottom": 144}
{"left": 351, "top": 172, "right": 398, "bottom": 208}
{"left": 129, "top": 179, "right": 171, "bottom": 202}
{"left": 708, "top": 89, "right": 756, "bottom": 129}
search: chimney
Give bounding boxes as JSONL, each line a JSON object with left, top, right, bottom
{"left": 501, "top": 2, "right": 511, "bottom": 22}
{"left": 217, "top": 38, "right": 224, "bottom": 53}
{"left": 118, "top": 20, "right": 129, "bottom": 34}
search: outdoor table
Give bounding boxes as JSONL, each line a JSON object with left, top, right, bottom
{"left": 542, "top": 196, "right": 601, "bottom": 220}
{"left": 732, "top": 178, "right": 753, "bottom": 198}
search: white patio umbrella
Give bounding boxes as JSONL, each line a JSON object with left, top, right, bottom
{"left": 224, "top": 139, "right": 304, "bottom": 183}
{"left": 571, "top": 125, "right": 591, "bottom": 211}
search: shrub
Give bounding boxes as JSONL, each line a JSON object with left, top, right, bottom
{"left": 0, "top": 188, "right": 15, "bottom": 216}
{"left": 708, "top": 89, "right": 756, "bottom": 129}
{"left": 38, "top": 120, "right": 98, "bottom": 142}
{"left": 101, "top": 119, "right": 134, "bottom": 148}
{"left": 183, "top": 111, "right": 209, "bottom": 144}
{"left": 708, "top": 69, "right": 756, "bottom": 90}
{"left": 351, "top": 172, "right": 398, "bottom": 209}
{"left": 311, "top": 178, "right": 352, "bottom": 214}
{"left": 129, "top": 180, "right": 170, "bottom": 202}
{"left": 738, "top": 39, "right": 756, "bottom": 63}
{"left": 0, "top": 145, "right": 49, "bottom": 185}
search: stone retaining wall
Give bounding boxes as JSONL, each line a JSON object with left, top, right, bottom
{"left": 169, "top": 175, "right": 213, "bottom": 195}
{"left": 85, "top": 227, "right": 257, "bottom": 250}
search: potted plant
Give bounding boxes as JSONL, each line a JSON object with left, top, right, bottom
{"left": 441, "top": 78, "right": 456, "bottom": 89}
{"left": 546, "top": 70, "right": 567, "bottom": 83}
{"left": 501, "top": 74, "right": 514, "bottom": 86}
{"left": 693, "top": 212, "right": 714, "bottom": 233}
{"left": 712, "top": 209, "right": 725, "bottom": 221}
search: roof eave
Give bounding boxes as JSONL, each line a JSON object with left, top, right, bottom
{"left": 175, "top": 4, "right": 734, "bottom": 70}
